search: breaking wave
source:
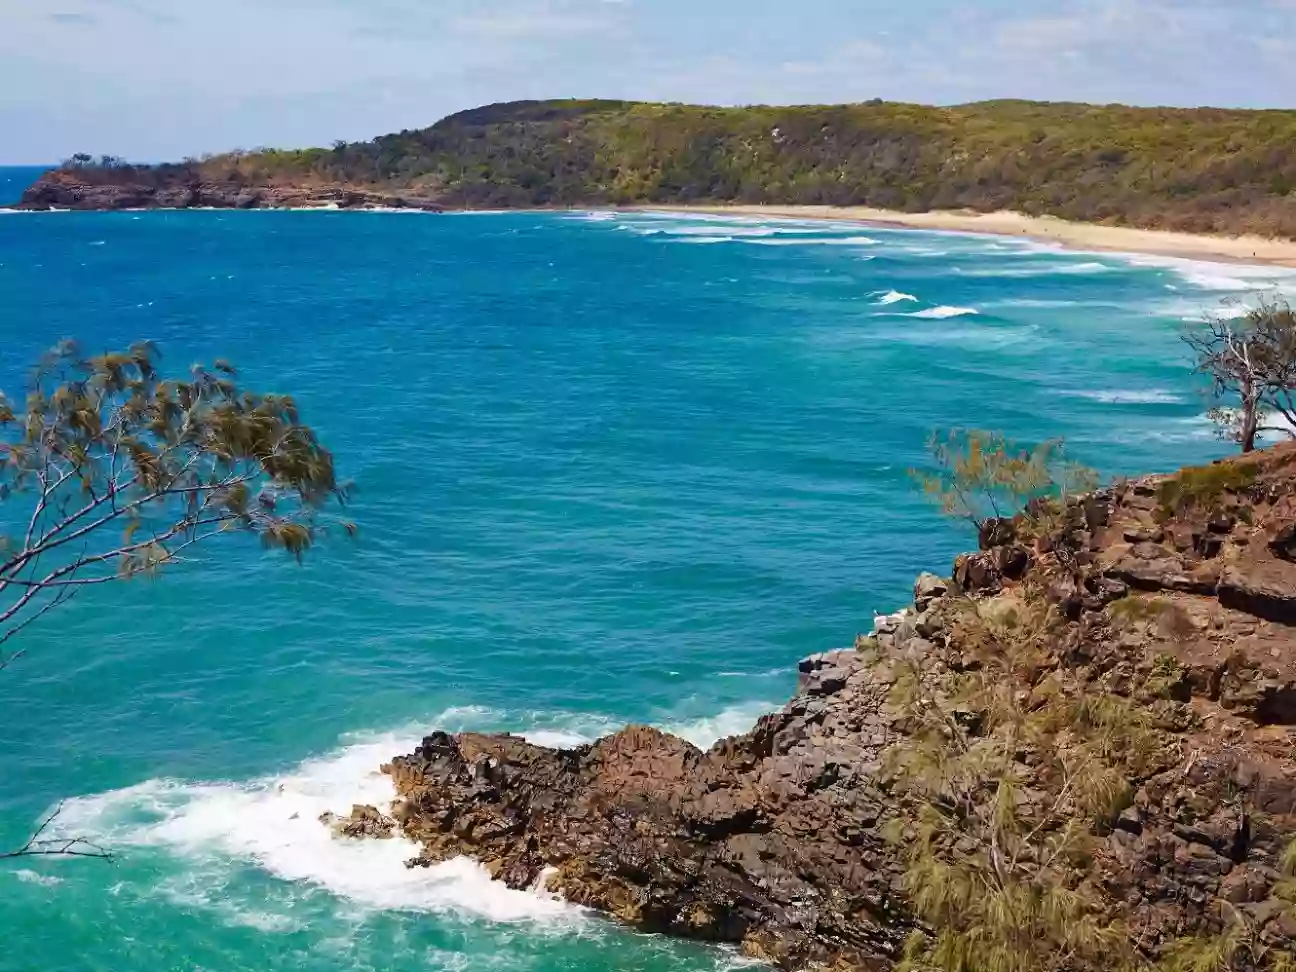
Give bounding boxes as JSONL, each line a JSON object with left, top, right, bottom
{"left": 903, "top": 305, "right": 979, "bottom": 319}
{"left": 873, "top": 290, "right": 918, "bottom": 305}
{"left": 1068, "top": 388, "right": 1185, "bottom": 405}
{"left": 46, "top": 700, "right": 774, "bottom": 925}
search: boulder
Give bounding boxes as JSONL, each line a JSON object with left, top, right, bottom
{"left": 321, "top": 804, "right": 397, "bottom": 840}
{"left": 912, "top": 573, "right": 948, "bottom": 611}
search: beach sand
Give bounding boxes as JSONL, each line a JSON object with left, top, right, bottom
{"left": 639, "top": 205, "right": 1296, "bottom": 269}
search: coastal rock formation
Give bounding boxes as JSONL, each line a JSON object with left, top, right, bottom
{"left": 13, "top": 169, "right": 443, "bottom": 212}
{"left": 334, "top": 447, "right": 1296, "bottom": 969}
{"left": 319, "top": 804, "right": 397, "bottom": 840}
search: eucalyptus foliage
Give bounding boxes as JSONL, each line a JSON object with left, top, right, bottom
{"left": 0, "top": 340, "right": 349, "bottom": 668}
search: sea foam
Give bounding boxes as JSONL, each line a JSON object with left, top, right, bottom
{"left": 54, "top": 729, "right": 580, "bottom": 922}
{"left": 904, "top": 305, "right": 979, "bottom": 319}
{"left": 873, "top": 290, "right": 917, "bottom": 305}
{"left": 1070, "top": 388, "right": 1184, "bottom": 405}
{"left": 1117, "top": 254, "right": 1296, "bottom": 292}
{"left": 49, "top": 702, "right": 772, "bottom": 921}
{"left": 957, "top": 261, "right": 1110, "bottom": 278}
{"left": 747, "top": 235, "right": 879, "bottom": 247}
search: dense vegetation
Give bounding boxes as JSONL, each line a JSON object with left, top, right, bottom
{"left": 54, "top": 98, "right": 1296, "bottom": 235}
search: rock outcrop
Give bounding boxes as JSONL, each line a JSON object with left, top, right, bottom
{"left": 11, "top": 170, "right": 443, "bottom": 212}
{"left": 332, "top": 447, "right": 1296, "bottom": 969}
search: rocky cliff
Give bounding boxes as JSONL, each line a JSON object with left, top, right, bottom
{"left": 13, "top": 168, "right": 443, "bottom": 212}
{"left": 330, "top": 447, "right": 1296, "bottom": 970}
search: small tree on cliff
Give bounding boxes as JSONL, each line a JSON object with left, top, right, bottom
{"left": 886, "top": 587, "right": 1164, "bottom": 972}
{"left": 0, "top": 340, "right": 349, "bottom": 858}
{"left": 1187, "top": 297, "right": 1296, "bottom": 454}
{"left": 912, "top": 429, "right": 1098, "bottom": 544}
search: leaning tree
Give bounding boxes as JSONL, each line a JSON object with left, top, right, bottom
{"left": 1187, "top": 297, "right": 1296, "bottom": 453}
{"left": 0, "top": 340, "right": 349, "bottom": 858}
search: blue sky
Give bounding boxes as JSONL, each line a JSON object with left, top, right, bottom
{"left": 2, "top": 0, "right": 1294, "bottom": 163}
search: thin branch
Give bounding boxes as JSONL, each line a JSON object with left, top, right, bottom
{"left": 0, "top": 801, "right": 111, "bottom": 861}
{"left": 0, "top": 513, "right": 237, "bottom": 645}
{"left": 1, "top": 461, "right": 253, "bottom": 580}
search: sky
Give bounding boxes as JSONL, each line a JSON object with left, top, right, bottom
{"left": 2, "top": 0, "right": 1294, "bottom": 163}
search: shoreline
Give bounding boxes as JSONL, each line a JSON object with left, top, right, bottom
{"left": 10, "top": 195, "right": 1296, "bottom": 272}
{"left": 631, "top": 204, "right": 1296, "bottom": 269}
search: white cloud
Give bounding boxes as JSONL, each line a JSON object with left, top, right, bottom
{"left": 1, "top": 0, "right": 1293, "bottom": 162}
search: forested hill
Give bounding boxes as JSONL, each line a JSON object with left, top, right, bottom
{"left": 17, "top": 98, "right": 1296, "bottom": 236}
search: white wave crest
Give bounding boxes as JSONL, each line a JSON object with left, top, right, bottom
{"left": 958, "top": 261, "right": 1110, "bottom": 278}
{"left": 53, "top": 728, "right": 579, "bottom": 923}
{"left": 873, "top": 290, "right": 917, "bottom": 305}
{"left": 746, "top": 235, "right": 879, "bottom": 247}
{"left": 12, "top": 869, "right": 63, "bottom": 886}
{"left": 46, "top": 699, "right": 773, "bottom": 924}
{"left": 663, "top": 701, "right": 772, "bottom": 749}
{"left": 1118, "top": 254, "right": 1296, "bottom": 292}
{"left": 904, "top": 305, "right": 979, "bottom": 319}
{"left": 1070, "top": 389, "right": 1184, "bottom": 405}
{"left": 658, "top": 225, "right": 819, "bottom": 238}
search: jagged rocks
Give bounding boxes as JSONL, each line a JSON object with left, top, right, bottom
{"left": 13, "top": 170, "right": 445, "bottom": 212}
{"left": 320, "top": 804, "right": 397, "bottom": 839}
{"left": 952, "top": 551, "right": 1003, "bottom": 594}
{"left": 912, "top": 573, "right": 948, "bottom": 612}
{"left": 797, "top": 650, "right": 863, "bottom": 696}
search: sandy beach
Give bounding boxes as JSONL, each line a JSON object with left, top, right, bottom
{"left": 641, "top": 204, "right": 1296, "bottom": 269}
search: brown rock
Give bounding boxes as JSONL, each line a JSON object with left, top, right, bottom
{"left": 324, "top": 804, "right": 397, "bottom": 840}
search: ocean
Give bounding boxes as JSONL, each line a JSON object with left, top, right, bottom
{"left": 2, "top": 172, "right": 1294, "bottom": 970}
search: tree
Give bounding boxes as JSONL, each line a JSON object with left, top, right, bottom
{"left": 886, "top": 587, "right": 1164, "bottom": 972}
{"left": 0, "top": 341, "right": 350, "bottom": 857}
{"left": 1187, "top": 298, "right": 1296, "bottom": 454}
{"left": 911, "top": 429, "right": 1098, "bottom": 544}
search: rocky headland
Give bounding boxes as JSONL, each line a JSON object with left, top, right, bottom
{"left": 12, "top": 168, "right": 443, "bottom": 212}
{"left": 328, "top": 448, "right": 1296, "bottom": 970}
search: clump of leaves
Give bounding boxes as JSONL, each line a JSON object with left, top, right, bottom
{"left": 1146, "top": 653, "right": 1189, "bottom": 700}
{"left": 912, "top": 429, "right": 1099, "bottom": 539}
{"left": 0, "top": 340, "right": 352, "bottom": 666}
{"left": 1156, "top": 461, "right": 1258, "bottom": 519}
{"left": 886, "top": 587, "right": 1164, "bottom": 972}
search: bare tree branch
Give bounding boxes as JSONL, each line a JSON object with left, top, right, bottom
{"left": 0, "top": 802, "right": 111, "bottom": 861}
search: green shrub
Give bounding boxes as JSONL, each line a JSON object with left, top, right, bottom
{"left": 1156, "top": 462, "right": 1258, "bottom": 518}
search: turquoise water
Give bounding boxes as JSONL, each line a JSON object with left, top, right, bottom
{"left": 2, "top": 184, "right": 1294, "bottom": 971}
